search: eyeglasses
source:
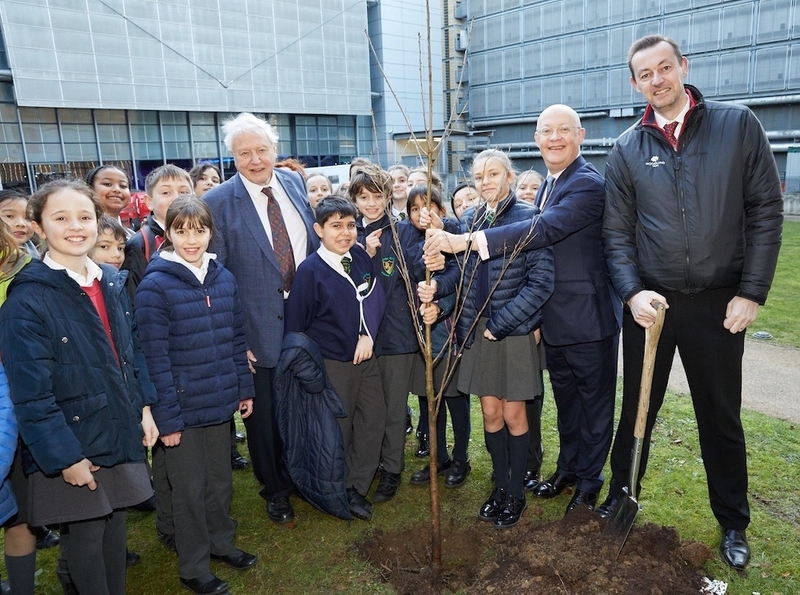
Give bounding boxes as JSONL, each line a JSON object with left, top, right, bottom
{"left": 535, "top": 125, "right": 581, "bottom": 138}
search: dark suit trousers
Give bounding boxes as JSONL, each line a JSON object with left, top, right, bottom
{"left": 249, "top": 365, "right": 294, "bottom": 500}
{"left": 608, "top": 288, "right": 749, "bottom": 530}
{"left": 164, "top": 423, "right": 237, "bottom": 580}
{"left": 546, "top": 334, "right": 618, "bottom": 493}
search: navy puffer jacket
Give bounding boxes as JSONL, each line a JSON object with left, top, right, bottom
{"left": 274, "top": 333, "right": 350, "bottom": 521}
{"left": 135, "top": 255, "right": 253, "bottom": 436}
{"left": 0, "top": 260, "right": 155, "bottom": 476}
{"left": 456, "top": 194, "right": 555, "bottom": 348}
{"left": 0, "top": 364, "right": 18, "bottom": 525}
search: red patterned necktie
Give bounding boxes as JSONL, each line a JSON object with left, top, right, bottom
{"left": 663, "top": 121, "right": 679, "bottom": 149}
{"left": 262, "top": 186, "right": 296, "bottom": 292}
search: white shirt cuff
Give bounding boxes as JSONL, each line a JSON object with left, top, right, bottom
{"left": 475, "top": 230, "right": 489, "bottom": 261}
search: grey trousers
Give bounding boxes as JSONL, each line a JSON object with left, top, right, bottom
{"left": 325, "top": 358, "right": 386, "bottom": 496}
{"left": 162, "top": 422, "right": 237, "bottom": 580}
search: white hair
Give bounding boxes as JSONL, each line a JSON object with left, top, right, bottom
{"left": 222, "top": 113, "right": 279, "bottom": 153}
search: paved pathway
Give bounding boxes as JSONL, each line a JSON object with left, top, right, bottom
{"left": 619, "top": 338, "right": 800, "bottom": 424}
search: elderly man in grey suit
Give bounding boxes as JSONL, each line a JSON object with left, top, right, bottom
{"left": 204, "top": 113, "right": 318, "bottom": 523}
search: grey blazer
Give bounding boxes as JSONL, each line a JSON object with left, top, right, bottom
{"left": 205, "top": 168, "right": 318, "bottom": 368}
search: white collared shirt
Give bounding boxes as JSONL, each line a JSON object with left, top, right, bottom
{"left": 240, "top": 173, "right": 309, "bottom": 273}
{"left": 159, "top": 250, "right": 217, "bottom": 284}
{"left": 653, "top": 89, "right": 692, "bottom": 138}
{"left": 44, "top": 253, "right": 102, "bottom": 286}
{"left": 316, "top": 244, "right": 353, "bottom": 280}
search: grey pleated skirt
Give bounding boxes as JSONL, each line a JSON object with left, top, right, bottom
{"left": 28, "top": 461, "right": 153, "bottom": 526}
{"left": 457, "top": 317, "right": 544, "bottom": 401}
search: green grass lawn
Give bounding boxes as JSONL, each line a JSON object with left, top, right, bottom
{"left": 751, "top": 219, "right": 800, "bottom": 347}
{"left": 13, "top": 390, "right": 799, "bottom": 594}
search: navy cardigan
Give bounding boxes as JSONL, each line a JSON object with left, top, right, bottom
{"left": 135, "top": 255, "right": 253, "bottom": 436}
{"left": 0, "top": 260, "right": 156, "bottom": 476}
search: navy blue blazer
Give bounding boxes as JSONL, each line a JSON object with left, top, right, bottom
{"left": 204, "top": 168, "right": 319, "bottom": 368}
{"left": 483, "top": 156, "right": 621, "bottom": 347}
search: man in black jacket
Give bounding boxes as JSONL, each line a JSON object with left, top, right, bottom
{"left": 601, "top": 35, "right": 784, "bottom": 571}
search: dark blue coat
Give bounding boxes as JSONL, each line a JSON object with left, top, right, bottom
{"left": 135, "top": 255, "right": 254, "bottom": 436}
{"left": 273, "top": 333, "right": 351, "bottom": 521}
{"left": 0, "top": 260, "right": 156, "bottom": 476}
{"left": 0, "top": 364, "right": 18, "bottom": 525}
{"left": 443, "top": 194, "right": 555, "bottom": 348}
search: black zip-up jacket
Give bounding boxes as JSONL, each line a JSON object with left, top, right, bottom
{"left": 603, "top": 85, "right": 783, "bottom": 305}
{"left": 356, "top": 215, "right": 425, "bottom": 356}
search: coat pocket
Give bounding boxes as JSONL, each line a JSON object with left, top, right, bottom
{"left": 62, "top": 392, "right": 115, "bottom": 460}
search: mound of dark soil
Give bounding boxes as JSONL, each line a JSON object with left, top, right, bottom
{"left": 356, "top": 506, "right": 714, "bottom": 594}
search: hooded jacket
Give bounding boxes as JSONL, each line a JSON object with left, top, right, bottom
{"left": 0, "top": 260, "right": 155, "bottom": 476}
{"left": 134, "top": 254, "right": 253, "bottom": 436}
{"left": 273, "top": 333, "right": 351, "bottom": 521}
{"left": 604, "top": 85, "right": 783, "bottom": 305}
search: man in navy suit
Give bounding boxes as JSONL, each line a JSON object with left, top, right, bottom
{"left": 204, "top": 113, "right": 319, "bottom": 523}
{"left": 424, "top": 104, "right": 621, "bottom": 514}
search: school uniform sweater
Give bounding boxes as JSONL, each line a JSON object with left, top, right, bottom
{"left": 284, "top": 244, "right": 385, "bottom": 361}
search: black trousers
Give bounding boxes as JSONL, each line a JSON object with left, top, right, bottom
{"left": 248, "top": 366, "right": 294, "bottom": 500}
{"left": 546, "top": 333, "right": 618, "bottom": 493}
{"left": 607, "top": 288, "right": 749, "bottom": 530}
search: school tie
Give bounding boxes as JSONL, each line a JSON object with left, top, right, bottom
{"left": 663, "top": 121, "right": 679, "bottom": 149}
{"left": 262, "top": 186, "right": 296, "bottom": 292}
{"left": 538, "top": 175, "right": 556, "bottom": 211}
{"left": 341, "top": 256, "right": 351, "bottom": 274}
{"left": 398, "top": 212, "right": 406, "bottom": 220}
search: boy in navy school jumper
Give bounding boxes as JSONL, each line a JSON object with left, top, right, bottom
{"left": 284, "top": 196, "right": 386, "bottom": 521}
{"left": 349, "top": 166, "right": 426, "bottom": 503}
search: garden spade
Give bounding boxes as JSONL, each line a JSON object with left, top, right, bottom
{"left": 603, "top": 300, "right": 666, "bottom": 557}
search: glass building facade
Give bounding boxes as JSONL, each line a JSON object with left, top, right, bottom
{"left": 460, "top": 0, "right": 800, "bottom": 179}
{"left": 0, "top": 0, "right": 377, "bottom": 191}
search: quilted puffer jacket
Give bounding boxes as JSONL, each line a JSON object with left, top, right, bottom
{"left": 455, "top": 193, "right": 555, "bottom": 348}
{"left": 273, "top": 333, "right": 351, "bottom": 521}
{"left": 0, "top": 364, "right": 18, "bottom": 525}
{"left": 135, "top": 255, "right": 253, "bottom": 436}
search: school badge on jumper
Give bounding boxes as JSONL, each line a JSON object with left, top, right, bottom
{"left": 382, "top": 256, "right": 395, "bottom": 277}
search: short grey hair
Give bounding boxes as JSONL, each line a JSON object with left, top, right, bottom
{"left": 222, "top": 113, "right": 279, "bottom": 153}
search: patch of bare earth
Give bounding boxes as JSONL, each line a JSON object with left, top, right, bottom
{"left": 356, "top": 507, "right": 714, "bottom": 594}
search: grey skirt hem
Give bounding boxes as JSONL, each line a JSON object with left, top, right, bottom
{"left": 28, "top": 461, "right": 153, "bottom": 526}
{"left": 457, "top": 318, "right": 544, "bottom": 401}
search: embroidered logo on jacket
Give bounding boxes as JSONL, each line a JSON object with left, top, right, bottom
{"left": 645, "top": 155, "right": 666, "bottom": 168}
{"left": 381, "top": 256, "right": 395, "bottom": 277}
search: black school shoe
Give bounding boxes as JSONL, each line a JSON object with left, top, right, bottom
{"left": 494, "top": 494, "right": 527, "bottom": 528}
{"left": 179, "top": 574, "right": 228, "bottom": 595}
{"left": 410, "top": 459, "right": 452, "bottom": 485}
{"left": 231, "top": 450, "right": 250, "bottom": 470}
{"left": 444, "top": 459, "right": 471, "bottom": 488}
{"left": 211, "top": 549, "right": 257, "bottom": 570}
{"left": 35, "top": 525, "right": 59, "bottom": 549}
{"left": 478, "top": 487, "right": 507, "bottom": 521}
{"left": 346, "top": 487, "right": 373, "bottom": 521}
{"left": 372, "top": 471, "right": 402, "bottom": 503}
